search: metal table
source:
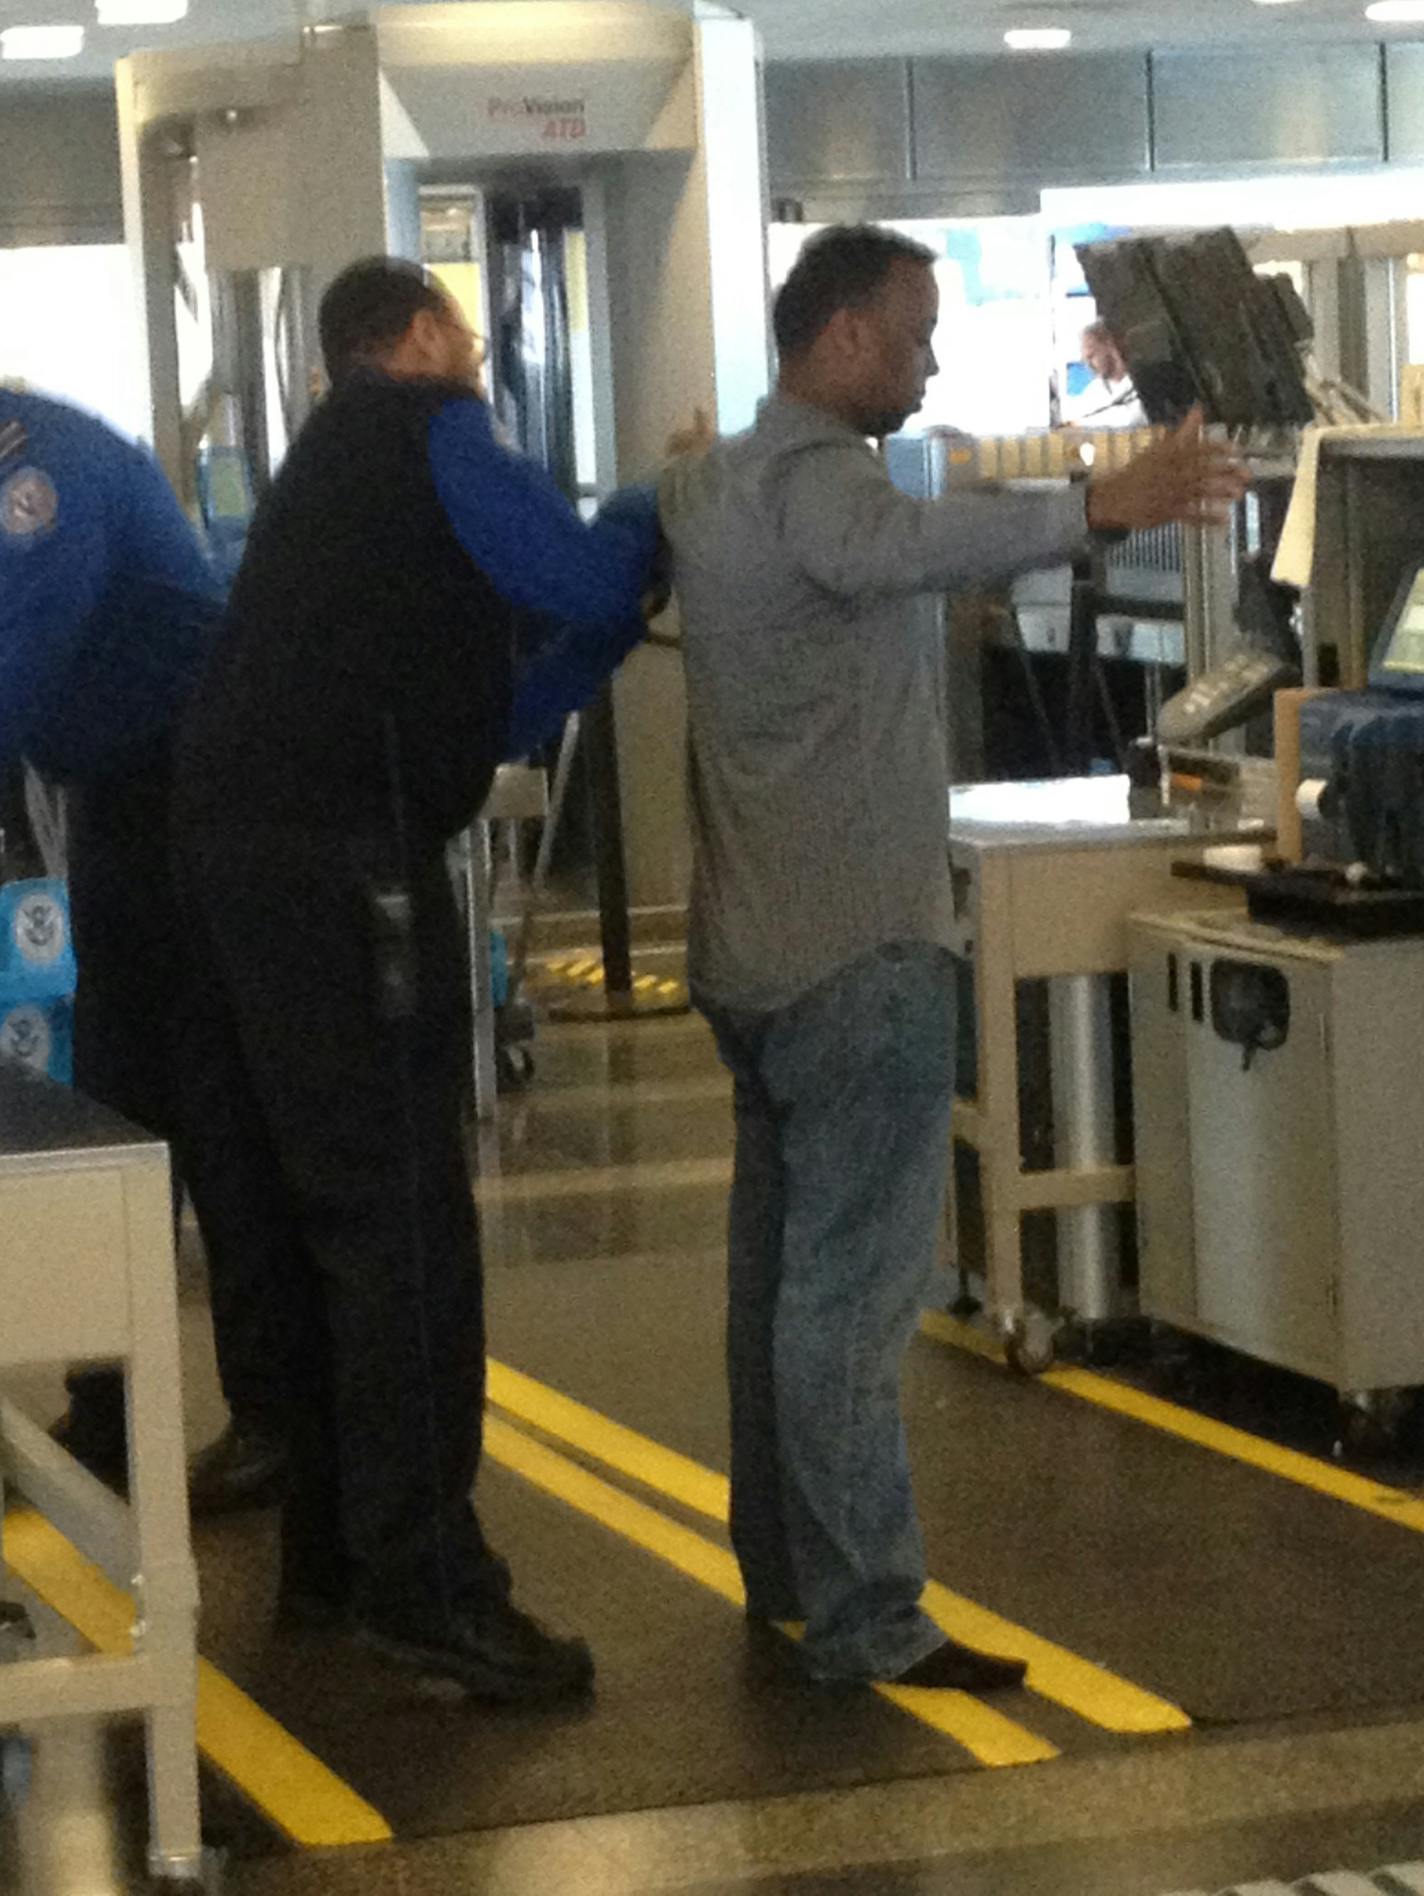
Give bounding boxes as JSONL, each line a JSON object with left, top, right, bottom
{"left": 947, "top": 776, "right": 1264, "bottom": 1368}
{"left": 0, "top": 1065, "right": 203, "bottom": 1881}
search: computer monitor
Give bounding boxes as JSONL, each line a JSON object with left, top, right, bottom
{"left": 1074, "top": 227, "right": 1316, "bottom": 431}
{"left": 1369, "top": 564, "right": 1424, "bottom": 693}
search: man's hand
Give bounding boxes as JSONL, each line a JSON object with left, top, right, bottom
{"left": 1085, "top": 408, "right": 1249, "bottom": 534}
{"left": 665, "top": 407, "right": 716, "bottom": 460}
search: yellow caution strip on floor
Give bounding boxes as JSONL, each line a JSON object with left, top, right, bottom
{"left": 3, "top": 1509, "right": 393, "bottom": 1848}
{"left": 920, "top": 1310, "right": 1424, "bottom": 1539}
{"left": 487, "top": 1362, "right": 1185, "bottom": 1737}
{"left": 474, "top": 1155, "right": 732, "bottom": 1206}
{"left": 488, "top": 1361, "right": 730, "bottom": 1519}
{"left": 485, "top": 1415, "right": 1056, "bottom": 1767}
{"left": 919, "top": 1580, "right": 1187, "bottom": 1735}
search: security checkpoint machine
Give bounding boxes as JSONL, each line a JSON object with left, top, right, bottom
{"left": 1130, "top": 436, "right": 1424, "bottom": 1441}
{"left": 115, "top": 1, "right": 770, "bottom": 923}
{"left": 112, "top": 1, "right": 770, "bottom": 1110}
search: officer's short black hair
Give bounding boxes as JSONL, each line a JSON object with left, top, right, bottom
{"left": 773, "top": 225, "right": 936, "bottom": 361}
{"left": 319, "top": 256, "right": 447, "bottom": 385}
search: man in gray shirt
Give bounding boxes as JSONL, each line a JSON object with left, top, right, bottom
{"left": 660, "top": 223, "right": 1246, "bottom": 1693}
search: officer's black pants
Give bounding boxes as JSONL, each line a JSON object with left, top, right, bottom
{"left": 64, "top": 756, "right": 179, "bottom": 1443}
{"left": 175, "top": 823, "right": 506, "bottom": 1626}
{"left": 63, "top": 754, "right": 286, "bottom": 1447}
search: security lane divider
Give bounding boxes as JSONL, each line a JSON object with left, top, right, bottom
{"left": 482, "top": 1414, "right": 1059, "bottom": 1768}
{"left": 486, "top": 1360, "right": 1189, "bottom": 1740}
{"left": 2, "top": 1508, "right": 393, "bottom": 1849}
{"left": 919, "top": 1311, "right": 1424, "bottom": 1540}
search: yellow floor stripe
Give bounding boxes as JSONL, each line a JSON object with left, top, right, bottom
{"left": 488, "top": 1361, "right": 1183, "bottom": 1736}
{"left": 474, "top": 1156, "right": 733, "bottom": 1206}
{"left": 921, "top": 1311, "right": 1424, "bottom": 1539}
{"left": 488, "top": 1362, "right": 730, "bottom": 1519}
{"left": 919, "top": 1581, "right": 1187, "bottom": 1735}
{"left": 484, "top": 1416, "right": 1055, "bottom": 1767}
{"left": 3, "top": 1509, "right": 392, "bottom": 1848}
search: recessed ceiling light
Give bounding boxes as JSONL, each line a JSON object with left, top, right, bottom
{"left": 1366, "top": 0, "right": 1424, "bottom": 18}
{"left": 1250, "top": 0, "right": 1308, "bottom": 7}
{"left": 96, "top": 0, "right": 188, "bottom": 22}
{"left": 0, "top": 24, "right": 85, "bottom": 57}
{"left": 1004, "top": 27, "right": 1073, "bottom": 49}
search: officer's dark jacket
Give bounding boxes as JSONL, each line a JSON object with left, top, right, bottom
{"left": 179, "top": 376, "right": 517, "bottom": 845}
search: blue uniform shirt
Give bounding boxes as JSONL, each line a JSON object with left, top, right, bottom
{"left": 0, "top": 390, "right": 224, "bottom": 781}
{"left": 424, "top": 397, "right": 661, "bottom": 759}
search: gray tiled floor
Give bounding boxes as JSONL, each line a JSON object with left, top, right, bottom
{"left": 11, "top": 1005, "right": 1424, "bottom": 1894}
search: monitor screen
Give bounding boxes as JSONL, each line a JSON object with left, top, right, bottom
{"left": 1371, "top": 565, "right": 1424, "bottom": 690}
{"left": 1075, "top": 227, "right": 1316, "bottom": 431}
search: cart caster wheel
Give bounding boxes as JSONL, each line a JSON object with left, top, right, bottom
{"left": 1004, "top": 1320, "right": 1057, "bottom": 1378}
{"left": 496, "top": 1045, "right": 535, "bottom": 1093}
{"left": 1, "top": 1736, "right": 31, "bottom": 1807}
{"left": 1334, "top": 1390, "right": 1411, "bottom": 1461}
{"left": 145, "top": 1844, "right": 225, "bottom": 1890}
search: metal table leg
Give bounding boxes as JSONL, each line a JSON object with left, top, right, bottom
{"left": 1048, "top": 973, "right": 1120, "bottom": 1323}
{"left": 460, "top": 823, "right": 500, "bottom": 1124}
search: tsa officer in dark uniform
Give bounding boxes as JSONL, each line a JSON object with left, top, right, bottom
{"left": 0, "top": 387, "right": 289, "bottom": 1503}
{"left": 174, "top": 257, "right": 660, "bottom": 1705}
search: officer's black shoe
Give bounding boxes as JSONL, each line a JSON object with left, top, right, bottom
{"left": 48, "top": 1411, "right": 128, "bottom": 1493}
{"left": 188, "top": 1423, "right": 289, "bottom": 1516}
{"left": 358, "top": 1600, "right": 595, "bottom": 1706}
{"left": 273, "top": 1587, "right": 352, "bottom": 1637}
{"left": 887, "top": 1638, "right": 1028, "bottom": 1694}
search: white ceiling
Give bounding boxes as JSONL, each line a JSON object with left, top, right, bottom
{"left": 0, "top": 0, "right": 1417, "bottom": 82}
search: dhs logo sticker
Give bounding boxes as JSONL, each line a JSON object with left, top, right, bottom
{"left": 1, "top": 467, "right": 58, "bottom": 541}
{"left": 0, "top": 1005, "right": 52, "bottom": 1075}
{"left": 13, "top": 890, "right": 66, "bottom": 968}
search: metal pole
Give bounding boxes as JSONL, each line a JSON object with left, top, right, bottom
{"left": 461, "top": 823, "right": 499, "bottom": 1122}
{"left": 1066, "top": 558, "right": 1098, "bottom": 775}
{"left": 582, "top": 685, "right": 634, "bottom": 999}
{"left": 229, "top": 269, "right": 272, "bottom": 497}
{"left": 1181, "top": 524, "right": 1210, "bottom": 683}
{"left": 1048, "top": 973, "right": 1120, "bottom": 1323}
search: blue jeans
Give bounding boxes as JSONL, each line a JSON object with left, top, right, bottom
{"left": 699, "top": 941, "right": 955, "bottom": 1682}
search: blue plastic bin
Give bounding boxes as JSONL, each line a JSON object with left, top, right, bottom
{"left": 0, "top": 879, "right": 76, "bottom": 1082}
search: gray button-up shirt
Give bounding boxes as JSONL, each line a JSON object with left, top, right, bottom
{"left": 660, "top": 394, "right": 1093, "bottom": 1015}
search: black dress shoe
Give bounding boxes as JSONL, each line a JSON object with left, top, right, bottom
{"left": 358, "top": 1599, "right": 594, "bottom": 1706}
{"left": 188, "top": 1423, "right": 289, "bottom": 1516}
{"left": 887, "top": 1638, "right": 1029, "bottom": 1694}
{"left": 744, "top": 1600, "right": 802, "bottom": 1625}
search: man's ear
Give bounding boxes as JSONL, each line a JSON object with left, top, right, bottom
{"left": 818, "top": 304, "right": 861, "bottom": 369}
{"left": 406, "top": 307, "right": 443, "bottom": 362}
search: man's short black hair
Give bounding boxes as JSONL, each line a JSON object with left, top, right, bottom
{"left": 318, "top": 256, "right": 447, "bottom": 384}
{"left": 773, "top": 224, "right": 936, "bottom": 360}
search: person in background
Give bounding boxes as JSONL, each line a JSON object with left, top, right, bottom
{"left": 659, "top": 222, "right": 1247, "bottom": 1694}
{"left": 1068, "top": 319, "right": 1147, "bottom": 429}
{"left": 172, "top": 256, "right": 659, "bottom": 1704}
{"left": 0, "top": 387, "right": 290, "bottom": 1506}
